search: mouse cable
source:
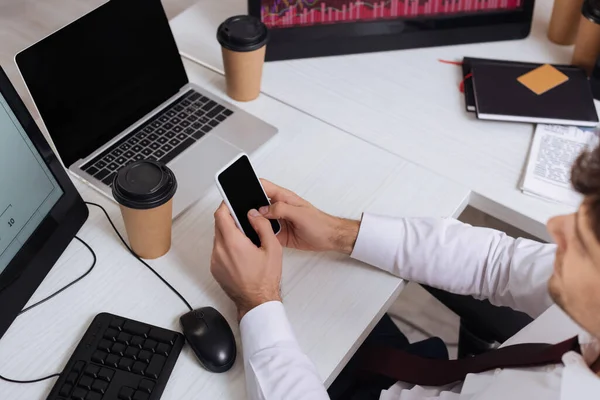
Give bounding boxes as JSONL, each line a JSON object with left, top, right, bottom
{"left": 85, "top": 202, "right": 193, "bottom": 312}
{"left": 0, "top": 236, "right": 97, "bottom": 384}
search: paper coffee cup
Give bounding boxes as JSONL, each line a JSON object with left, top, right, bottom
{"left": 217, "top": 15, "right": 270, "bottom": 102}
{"left": 112, "top": 160, "right": 177, "bottom": 259}
{"left": 548, "top": 0, "right": 585, "bottom": 45}
{"left": 573, "top": 1, "right": 600, "bottom": 74}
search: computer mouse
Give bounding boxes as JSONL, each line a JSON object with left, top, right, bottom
{"left": 179, "top": 307, "right": 237, "bottom": 373}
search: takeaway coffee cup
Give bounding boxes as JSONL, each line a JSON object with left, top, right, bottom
{"left": 548, "top": 0, "right": 585, "bottom": 45}
{"left": 217, "top": 15, "right": 270, "bottom": 102}
{"left": 573, "top": 0, "right": 600, "bottom": 74}
{"left": 112, "top": 160, "right": 177, "bottom": 259}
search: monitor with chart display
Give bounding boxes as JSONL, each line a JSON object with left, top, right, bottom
{"left": 0, "top": 66, "right": 88, "bottom": 340}
{"left": 248, "top": 0, "right": 535, "bottom": 60}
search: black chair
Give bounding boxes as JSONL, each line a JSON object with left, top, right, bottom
{"left": 422, "top": 286, "right": 534, "bottom": 358}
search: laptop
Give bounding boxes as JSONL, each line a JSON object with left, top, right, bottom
{"left": 15, "top": 0, "right": 277, "bottom": 218}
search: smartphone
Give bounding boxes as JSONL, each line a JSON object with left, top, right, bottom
{"left": 215, "top": 154, "right": 281, "bottom": 247}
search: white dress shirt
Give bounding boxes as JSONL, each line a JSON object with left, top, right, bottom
{"left": 239, "top": 214, "right": 600, "bottom": 400}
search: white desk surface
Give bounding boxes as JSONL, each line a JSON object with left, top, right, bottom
{"left": 170, "top": 0, "right": 595, "bottom": 241}
{"left": 0, "top": 60, "right": 470, "bottom": 399}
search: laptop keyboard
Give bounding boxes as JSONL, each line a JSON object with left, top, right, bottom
{"left": 81, "top": 90, "right": 234, "bottom": 187}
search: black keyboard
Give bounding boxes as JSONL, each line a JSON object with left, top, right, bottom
{"left": 81, "top": 90, "right": 235, "bottom": 187}
{"left": 46, "top": 313, "right": 184, "bottom": 400}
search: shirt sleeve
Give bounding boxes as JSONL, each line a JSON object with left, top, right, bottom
{"left": 240, "top": 301, "right": 330, "bottom": 400}
{"left": 351, "top": 213, "right": 556, "bottom": 318}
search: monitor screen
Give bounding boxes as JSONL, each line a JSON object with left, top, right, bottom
{"left": 15, "top": 0, "right": 187, "bottom": 168}
{"left": 0, "top": 93, "right": 64, "bottom": 275}
{"left": 261, "top": 0, "right": 523, "bottom": 28}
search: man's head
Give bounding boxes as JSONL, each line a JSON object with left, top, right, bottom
{"left": 547, "top": 144, "right": 600, "bottom": 337}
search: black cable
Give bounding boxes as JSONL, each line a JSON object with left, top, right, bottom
{"left": 85, "top": 201, "right": 193, "bottom": 312}
{"left": 0, "top": 236, "right": 96, "bottom": 384}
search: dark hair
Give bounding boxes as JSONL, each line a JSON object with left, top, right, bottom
{"left": 572, "top": 144, "right": 600, "bottom": 241}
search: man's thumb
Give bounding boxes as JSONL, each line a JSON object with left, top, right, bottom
{"left": 248, "top": 209, "right": 277, "bottom": 248}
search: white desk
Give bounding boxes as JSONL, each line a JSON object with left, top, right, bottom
{"left": 0, "top": 60, "right": 470, "bottom": 399}
{"left": 170, "top": 0, "right": 593, "bottom": 241}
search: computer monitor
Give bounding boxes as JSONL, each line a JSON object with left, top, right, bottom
{"left": 0, "top": 67, "right": 88, "bottom": 340}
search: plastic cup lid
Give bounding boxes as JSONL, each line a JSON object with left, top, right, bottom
{"left": 583, "top": 0, "right": 600, "bottom": 24}
{"left": 112, "top": 160, "right": 177, "bottom": 210}
{"left": 217, "top": 15, "right": 269, "bottom": 52}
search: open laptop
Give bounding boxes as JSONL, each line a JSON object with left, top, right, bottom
{"left": 15, "top": 0, "right": 277, "bottom": 218}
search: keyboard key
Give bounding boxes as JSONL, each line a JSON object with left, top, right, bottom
{"left": 198, "top": 95, "right": 210, "bottom": 104}
{"left": 118, "top": 357, "right": 134, "bottom": 372}
{"left": 104, "top": 328, "right": 119, "bottom": 341}
{"left": 202, "top": 100, "right": 217, "bottom": 111}
{"left": 223, "top": 109, "right": 233, "bottom": 116}
{"left": 142, "top": 148, "right": 152, "bottom": 156}
{"left": 138, "top": 379, "right": 154, "bottom": 394}
{"left": 155, "top": 343, "right": 171, "bottom": 357}
{"left": 155, "top": 128, "right": 166, "bottom": 135}
{"left": 187, "top": 114, "right": 198, "bottom": 122}
{"left": 154, "top": 150, "right": 165, "bottom": 159}
{"left": 117, "top": 332, "right": 132, "bottom": 345}
{"left": 166, "top": 110, "right": 177, "bottom": 118}
{"left": 85, "top": 166, "right": 99, "bottom": 176}
{"left": 95, "top": 160, "right": 107, "bottom": 169}
{"left": 130, "top": 335, "right": 145, "bottom": 349}
{"left": 98, "top": 368, "right": 114, "bottom": 382}
{"left": 84, "top": 365, "right": 100, "bottom": 379}
{"left": 161, "top": 138, "right": 195, "bottom": 164}
{"left": 112, "top": 343, "right": 126, "bottom": 356}
{"left": 103, "top": 173, "right": 116, "bottom": 186}
{"left": 151, "top": 121, "right": 161, "bottom": 128}
{"left": 86, "top": 392, "right": 102, "bottom": 400}
{"left": 129, "top": 137, "right": 140, "bottom": 145}
{"left": 161, "top": 144, "right": 173, "bottom": 153}
{"left": 208, "top": 120, "right": 219, "bottom": 128}
{"left": 195, "top": 110, "right": 206, "bottom": 119}
{"left": 165, "top": 132, "right": 175, "bottom": 139}
{"left": 104, "top": 154, "right": 115, "bottom": 163}
{"left": 78, "top": 376, "right": 94, "bottom": 390}
{"left": 184, "top": 128, "right": 195, "bottom": 135}
{"left": 192, "top": 130, "right": 206, "bottom": 140}
{"left": 140, "top": 139, "right": 151, "bottom": 147}
{"left": 119, "top": 387, "right": 135, "bottom": 400}
{"left": 145, "top": 354, "right": 166, "bottom": 379}
{"left": 207, "top": 105, "right": 224, "bottom": 118}
{"left": 105, "top": 354, "right": 120, "bottom": 368}
{"left": 189, "top": 92, "right": 201, "bottom": 101}
{"left": 134, "top": 154, "right": 144, "bottom": 161}
{"left": 138, "top": 350, "right": 152, "bottom": 363}
{"left": 132, "top": 145, "right": 143, "bottom": 153}
{"left": 150, "top": 142, "right": 161, "bottom": 150}
{"left": 116, "top": 157, "right": 127, "bottom": 165}
{"left": 72, "top": 387, "right": 87, "bottom": 400}
{"left": 73, "top": 361, "right": 86, "bottom": 373}
{"left": 180, "top": 120, "right": 191, "bottom": 128}
{"left": 106, "top": 162, "right": 119, "bottom": 171}
{"left": 192, "top": 122, "right": 202, "bottom": 130}
{"left": 177, "top": 112, "right": 188, "bottom": 119}
{"left": 133, "top": 390, "right": 149, "bottom": 400}
{"left": 147, "top": 156, "right": 158, "bottom": 162}
{"left": 125, "top": 346, "right": 139, "bottom": 360}
{"left": 112, "top": 149, "right": 124, "bottom": 157}
{"left": 59, "top": 384, "right": 72, "bottom": 397}
{"left": 173, "top": 105, "right": 184, "bottom": 112}
{"left": 132, "top": 361, "right": 147, "bottom": 375}
{"left": 97, "top": 339, "right": 113, "bottom": 353}
{"left": 124, "top": 150, "right": 135, "bottom": 159}
{"left": 91, "top": 351, "right": 107, "bottom": 365}
{"left": 94, "top": 169, "right": 110, "bottom": 181}
{"left": 137, "top": 132, "right": 148, "bottom": 139}
{"left": 181, "top": 99, "right": 191, "bottom": 107}
{"left": 178, "top": 131, "right": 189, "bottom": 140}
{"left": 142, "top": 338, "right": 158, "bottom": 352}
{"left": 143, "top": 126, "right": 154, "bottom": 134}
{"left": 159, "top": 116, "right": 169, "bottom": 123}
{"left": 122, "top": 320, "right": 149, "bottom": 337}
{"left": 148, "top": 133, "right": 159, "bottom": 141}
{"left": 201, "top": 125, "right": 213, "bottom": 134}
{"left": 171, "top": 117, "right": 181, "bottom": 124}
{"left": 200, "top": 116, "right": 210, "bottom": 124}
{"left": 216, "top": 114, "right": 226, "bottom": 122}
{"left": 163, "top": 122, "right": 173, "bottom": 130}
{"left": 173, "top": 126, "right": 183, "bottom": 133}
{"left": 92, "top": 379, "right": 109, "bottom": 394}
{"left": 169, "top": 138, "right": 180, "bottom": 146}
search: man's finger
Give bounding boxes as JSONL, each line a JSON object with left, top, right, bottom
{"left": 247, "top": 209, "right": 279, "bottom": 249}
{"left": 258, "top": 201, "right": 300, "bottom": 221}
{"left": 260, "top": 179, "right": 305, "bottom": 207}
{"left": 214, "top": 202, "right": 240, "bottom": 236}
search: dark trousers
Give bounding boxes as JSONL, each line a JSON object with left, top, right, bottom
{"left": 328, "top": 314, "right": 449, "bottom": 400}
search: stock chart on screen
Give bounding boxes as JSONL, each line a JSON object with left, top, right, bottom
{"left": 260, "top": 0, "right": 523, "bottom": 28}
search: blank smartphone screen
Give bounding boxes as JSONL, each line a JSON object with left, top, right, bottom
{"left": 218, "top": 155, "right": 280, "bottom": 247}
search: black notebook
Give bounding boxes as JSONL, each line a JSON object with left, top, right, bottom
{"left": 471, "top": 63, "right": 599, "bottom": 127}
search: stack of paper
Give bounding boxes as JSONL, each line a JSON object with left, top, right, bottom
{"left": 521, "top": 125, "right": 598, "bottom": 207}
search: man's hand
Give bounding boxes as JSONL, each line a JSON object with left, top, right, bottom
{"left": 260, "top": 180, "right": 360, "bottom": 255}
{"left": 211, "top": 203, "right": 283, "bottom": 320}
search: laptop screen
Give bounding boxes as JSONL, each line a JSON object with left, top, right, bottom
{"left": 16, "top": 0, "right": 188, "bottom": 168}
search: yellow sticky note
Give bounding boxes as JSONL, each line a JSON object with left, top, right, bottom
{"left": 517, "top": 64, "right": 569, "bottom": 95}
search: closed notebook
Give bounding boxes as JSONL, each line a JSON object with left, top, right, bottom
{"left": 471, "top": 63, "right": 599, "bottom": 127}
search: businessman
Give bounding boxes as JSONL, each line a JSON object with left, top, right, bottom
{"left": 210, "top": 146, "right": 600, "bottom": 399}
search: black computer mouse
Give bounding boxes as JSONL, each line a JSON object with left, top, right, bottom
{"left": 179, "top": 307, "right": 237, "bottom": 373}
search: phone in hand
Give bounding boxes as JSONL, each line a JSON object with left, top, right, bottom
{"left": 215, "top": 153, "right": 281, "bottom": 247}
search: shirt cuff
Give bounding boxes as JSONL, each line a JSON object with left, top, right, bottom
{"left": 240, "top": 301, "right": 299, "bottom": 360}
{"left": 351, "top": 213, "right": 405, "bottom": 274}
